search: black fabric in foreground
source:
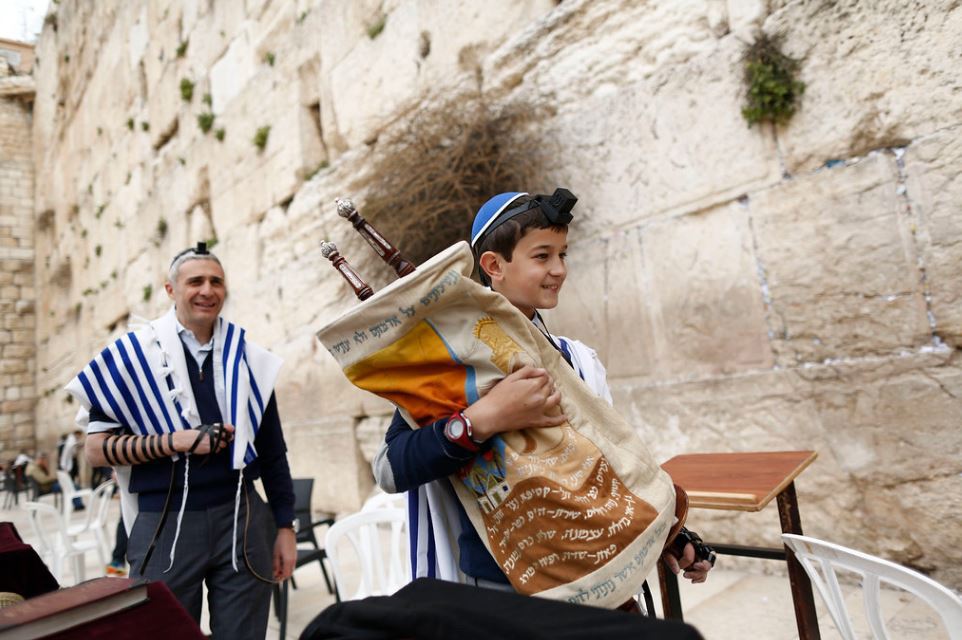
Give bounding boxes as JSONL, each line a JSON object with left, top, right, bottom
{"left": 300, "top": 577, "right": 705, "bottom": 640}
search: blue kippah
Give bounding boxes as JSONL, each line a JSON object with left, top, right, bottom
{"left": 470, "top": 192, "right": 528, "bottom": 248}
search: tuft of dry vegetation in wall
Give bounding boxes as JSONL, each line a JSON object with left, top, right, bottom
{"left": 359, "top": 95, "right": 555, "bottom": 265}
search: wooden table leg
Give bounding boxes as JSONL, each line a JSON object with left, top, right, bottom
{"left": 777, "top": 482, "right": 821, "bottom": 640}
{"left": 657, "top": 561, "right": 684, "bottom": 620}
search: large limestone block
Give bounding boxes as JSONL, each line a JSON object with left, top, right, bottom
{"left": 326, "top": 3, "right": 421, "bottom": 148}
{"left": 888, "top": 475, "right": 962, "bottom": 588}
{"left": 807, "top": 350, "right": 962, "bottom": 489}
{"left": 637, "top": 203, "right": 772, "bottom": 378}
{"left": 207, "top": 72, "right": 312, "bottom": 229}
{"left": 767, "top": 1, "right": 962, "bottom": 172}
{"left": 281, "top": 413, "right": 373, "bottom": 514}
{"left": 536, "top": 37, "right": 780, "bottom": 228}
{"left": 610, "top": 350, "right": 962, "bottom": 586}
{"left": 210, "top": 26, "right": 257, "bottom": 115}
{"left": 750, "top": 154, "right": 930, "bottom": 364}
{"left": 902, "top": 126, "right": 962, "bottom": 346}
{"left": 542, "top": 234, "right": 611, "bottom": 370}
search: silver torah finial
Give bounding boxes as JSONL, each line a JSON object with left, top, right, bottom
{"left": 335, "top": 197, "right": 356, "bottom": 219}
{"left": 320, "top": 240, "right": 374, "bottom": 300}
{"left": 320, "top": 240, "right": 338, "bottom": 259}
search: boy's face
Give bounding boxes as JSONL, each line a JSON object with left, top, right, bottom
{"left": 482, "top": 227, "right": 568, "bottom": 318}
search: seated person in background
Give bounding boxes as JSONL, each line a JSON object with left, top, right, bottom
{"left": 26, "top": 452, "right": 59, "bottom": 495}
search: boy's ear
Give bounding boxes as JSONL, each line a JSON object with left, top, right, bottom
{"left": 478, "top": 251, "right": 504, "bottom": 283}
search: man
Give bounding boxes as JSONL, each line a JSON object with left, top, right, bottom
{"left": 25, "top": 452, "right": 58, "bottom": 494}
{"left": 66, "top": 243, "right": 296, "bottom": 639}
{"left": 58, "top": 430, "right": 85, "bottom": 510}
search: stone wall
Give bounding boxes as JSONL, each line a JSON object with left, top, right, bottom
{"left": 27, "top": 0, "right": 962, "bottom": 587}
{"left": 0, "top": 62, "right": 36, "bottom": 461}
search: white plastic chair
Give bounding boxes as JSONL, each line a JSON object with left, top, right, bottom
{"left": 782, "top": 534, "right": 962, "bottom": 639}
{"left": 56, "top": 470, "right": 93, "bottom": 525}
{"left": 360, "top": 489, "right": 407, "bottom": 512}
{"left": 79, "top": 480, "right": 115, "bottom": 564}
{"left": 324, "top": 508, "right": 409, "bottom": 601}
{"left": 23, "top": 501, "right": 100, "bottom": 585}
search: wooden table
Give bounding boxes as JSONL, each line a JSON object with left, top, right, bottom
{"left": 659, "top": 450, "right": 820, "bottom": 640}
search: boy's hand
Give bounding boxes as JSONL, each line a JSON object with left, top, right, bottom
{"left": 465, "top": 366, "right": 566, "bottom": 441}
{"left": 662, "top": 543, "right": 713, "bottom": 584}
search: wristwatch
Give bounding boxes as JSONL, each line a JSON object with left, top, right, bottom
{"left": 443, "top": 411, "right": 480, "bottom": 452}
{"left": 279, "top": 518, "right": 300, "bottom": 534}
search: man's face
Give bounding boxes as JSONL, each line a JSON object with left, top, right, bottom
{"left": 485, "top": 227, "right": 568, "bottom": 318}
{"left": 165, "top": 258, "right": 227, "bottom": 331}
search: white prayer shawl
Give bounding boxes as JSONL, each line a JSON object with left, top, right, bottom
{"left": 410, "top": 334, "right": 611, "bottom": 583}
{"left": 65, "top": 307, "right": 282, "bottom": 567}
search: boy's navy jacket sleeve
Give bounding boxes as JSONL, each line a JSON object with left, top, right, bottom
{"left": 383, "top": 410, "right": 487, "bottom": 492}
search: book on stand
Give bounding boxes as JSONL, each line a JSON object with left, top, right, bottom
{"left": 0, "top": 577, "right": 149, "bottom": 640}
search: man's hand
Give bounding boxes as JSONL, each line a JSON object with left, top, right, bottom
{"left": 273, "top": 527, "right": 297, "bottom": 581}
{"left": 662, "top": 543, "right": 713, "bottom": 584}
{"left": 465, "top": 366, "right": 566, "bottom": 441}
{"left": 173, "top": 423, "right": 235, "bottom": 455}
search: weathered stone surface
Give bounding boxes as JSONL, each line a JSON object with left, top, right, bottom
{"left": 611, "top": 348, "right": 962, "bottom": 585}
{"left": 17, "top": 0, "right": 962, "bottom": 586}
{"left": 768, "top": 0, "right": 962, "bottom": 172}
{"left": 279, "top": 414, "right": 373, "bottom": 514}
{"left": 750, "top": 154, "right": 931, "bottom": 364}
{"left": 902, "top": 126, "right": 962, "bottom": 346}
{"left": 543, "top": 234, "right": 611, "bottom": 370}
{"left": 533, "top": 35, "right": 781, "bottom": 229}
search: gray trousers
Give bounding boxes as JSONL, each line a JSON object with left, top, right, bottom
{"left": 127, "top": 492, "right": 276, "bottom": 639}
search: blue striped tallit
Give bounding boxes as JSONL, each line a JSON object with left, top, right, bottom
{"left": 66, "top": 307, "right": 282, "bottom": 470}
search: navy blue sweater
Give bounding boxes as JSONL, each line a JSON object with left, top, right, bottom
{"left": 89, "top": 340, "right": 295, "bottom": 528}
{"left": 383, "top": 410, "right": 509, "bottom": 583}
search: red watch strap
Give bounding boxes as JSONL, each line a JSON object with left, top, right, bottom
{"left": 446, "top": 412, "right": 479, "bottom": 452}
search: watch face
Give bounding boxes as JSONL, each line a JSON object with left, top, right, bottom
{"left": 446, "top": 417, "right": 466, "bottom": 440}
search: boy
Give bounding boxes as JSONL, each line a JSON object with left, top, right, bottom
{"left": 373, "top": 190, "right": 711, "bottom": 597}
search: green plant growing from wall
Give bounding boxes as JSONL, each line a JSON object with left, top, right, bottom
{"left": 367, "top": 15, "right": 387, "bottom": 39}
{"left": 94, "top": 245, "right": 102, "bottom": 257}
{"left": 126, "top": 118, "right": 134, "bottom": 131}
{"left": 142, "top": 284, "right": 153, "bottom": 302}
{"left": 180, "top": 78, "right": 195, "bottom": 101}
{"left": 176, "top": 40, "right": 189, "bottom": 58}
{"left": 95, "top": 204, "right": 105, "bottom": 219}
{"left": 305, "top": 160, "right": 329, "bottom": 181}
{"left": 214, "top": 128, "right": 226, "bottom": 141}
{"left": 253, "top": 125, "right": 271, "bottom": 151}
{"left": 198, "top": 112, "right": 215, "bottom": 134}
{"left": 154, "top": 217, "right": 168, "bottom": 246}
{"left": 741, "top": 35, "right": 805, "bottom": 127}
{"left": 203, "top": 93, "right": 212, "bottom": 107}
{"left": 263, "top": 51, "right": 275, "bottom": 66}
{"left": 141, "top": 121, "right": 150, "bottom": 131}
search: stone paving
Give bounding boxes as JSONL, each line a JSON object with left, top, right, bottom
{"left": 1, "top": 494, "right": 951, "bottom": 639}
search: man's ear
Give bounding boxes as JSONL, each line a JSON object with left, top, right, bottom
{"left": 478, "top": 251, "right": 504, "bottom": 283}
{"left": 164, "top": 281, "right": 175, "bottom": 300}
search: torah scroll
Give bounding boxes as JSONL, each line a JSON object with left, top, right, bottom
{"left": 316, "top": 242, "right": 675, "bottom": 608}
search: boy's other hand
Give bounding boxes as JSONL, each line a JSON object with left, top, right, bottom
{"left": 465, "top": 366, "right": 567, "bottom": 441}
{"left": 662, "top": 543, "right": 712, "bottom": 584}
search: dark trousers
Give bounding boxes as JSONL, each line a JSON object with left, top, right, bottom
{"left": 127, "top": 492, "right": 275, "bottom": 639}
{"left": 112, "top": 518, "right": 128, "bottom": 564}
